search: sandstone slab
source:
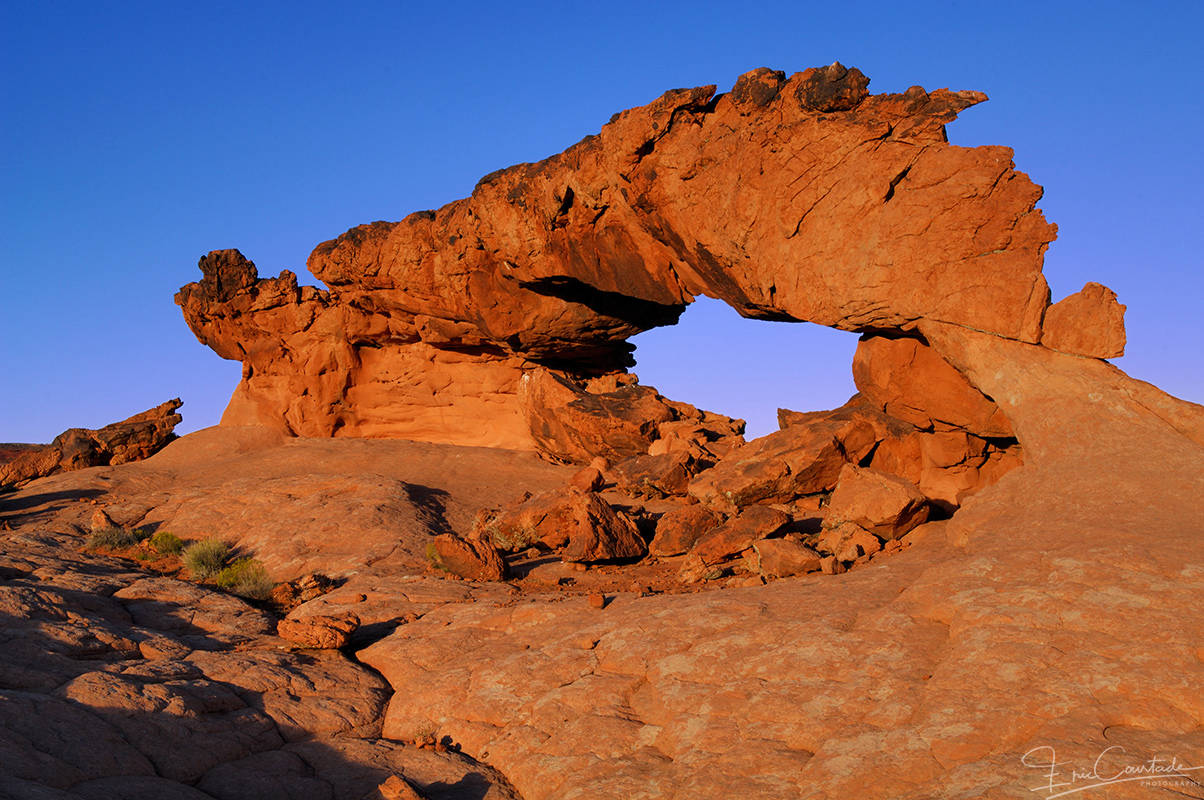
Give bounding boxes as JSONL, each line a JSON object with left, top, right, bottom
{"left": 852, "top": 336, "right": 1012, "bottom": 437}
{"left": 689, "top": 401, "right": 883, "bottom": 512}
{"left": 690, "top": 505, "right": 789, "bottom": 565}
{"left": 824, "top": 463, "right": 930, "bottom": 539}
{"left": 648, "top": 505, "right": 724, "bottom": 557}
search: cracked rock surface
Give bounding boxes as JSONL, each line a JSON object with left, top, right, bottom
{"left": 0, "top": 527, "right": 521, "bottom": 799}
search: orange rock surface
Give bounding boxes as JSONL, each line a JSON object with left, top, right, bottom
{"left": 1041, "top": 281, "right": 1128, "bottom": 358}
{"left": 177, "top": 64, "right": 1077, "bottom": 452}
{"left": 3, "top": 64, "right": 1198, "bottom": 800}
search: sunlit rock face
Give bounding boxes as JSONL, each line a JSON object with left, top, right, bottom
{"left": 177, "top": 63, "right": 1109, "bottom": 479}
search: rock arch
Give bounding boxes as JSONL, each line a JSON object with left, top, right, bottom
{"left": 176, "top": 63, "right": 1126, "bottom": 511}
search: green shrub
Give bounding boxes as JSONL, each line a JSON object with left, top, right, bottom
{"left": 214, "top": 557, "right": 273, "bottom": 600}
{"left": 182, "top": 539, "right": 230, "bottom": 580}
{"left": 425, "top": 541, "right": 445, "bottom": 570}
{"left": 149, "top": 530, "right": 185, "bottom": 555}
{"left": 86, "top": 526, "right": 149, "bottom": 551}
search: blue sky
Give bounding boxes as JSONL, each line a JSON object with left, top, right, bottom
{"left": 2, "top": 1, "right": 1201, "bottom": 441}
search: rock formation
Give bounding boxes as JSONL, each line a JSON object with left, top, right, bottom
{"left": 4, "top": 63, "right": 1198, "bottom": 800}
{"left": 178, "top": 62, "right": 1076, "bottom": 460}
{"left": 0, "top": 399, "right": 182, "bottom": 490}
{"left": 169, "top": 60, "right": 1150, "bottom": 597}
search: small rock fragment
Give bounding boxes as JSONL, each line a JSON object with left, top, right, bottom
{"left": 378, "top": 774, "right": 424, "bottom": 800}
{"left": 90, "top": 508, "right": 117, "bottom": 532}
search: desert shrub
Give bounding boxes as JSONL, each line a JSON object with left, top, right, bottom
{"left": 214, "top": 557, "right": 274, "bottom": 600}
{"left": 149, "top": 530, "right": 185, "bottom": 555}
{"left": 182, "top": 539, "right": 230, "bottom": 580}
{"left": 86, "top": 526, "right": 148, "bottom": 551}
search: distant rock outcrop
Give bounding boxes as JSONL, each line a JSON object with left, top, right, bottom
{"left": 0, "top": 399, "right": 182, "bottom": 490}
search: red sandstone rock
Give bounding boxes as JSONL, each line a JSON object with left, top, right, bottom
{"left": 276, "top": 612, "right": 360, "bottom": 649}
{"left": 0, "top": 400, "right": 182, "bottom": 489}
{"left": 426, "top": 533, "right": 507, "bottom": 582}
{"left": 689, "top": 401, "right": 884, "bottom": 512}
{"left": 568, "top": 465, "right": 605, "bottom": 492}
{"left": 816, "top": 520, "right": 884, "bottom": 562}
{"left": 11, "top": 64, "right": 1200, "bottom": 800}
{"left": 868, "top": 428, "right": 1020, "bottom": 510}
{"left": 1041, "top": 281, "right": 1127, "bottom": 358}
{"left": 749, "top": 538, "right": 823, "bottom": 578}
{"left": 89, "top": 508, "right": 117, "bottom": 532}
{"left": 480, "top": 488, "right": 646, "bottom": 563}
{"left": 179, "top": 65, "right": 1055, "bottom": 451}
{"left": 520, "top": 368, "right": 742, "bottom": 465}
{"left": 520, "top": 369, "right": 676, "bottom": 463}
{"left": 610, "top": 451, "right": 706, "bottom": 498}
{"left": 852, "top": 336, "right": 1013, "bottom": 437}
{"left": 268, "top": 572, "right": 338, "bottom": 612}
{"left": 690, "top": 505, "right": 790, "bottom": 565}
{"left": 824, "top": 463, "right": 929, "bottom": 539}
{"left": 378, "top": 774, "right": 424, "bottom": 800}
{"left": 649, "top": 505, "right": 724, "bottom": 556}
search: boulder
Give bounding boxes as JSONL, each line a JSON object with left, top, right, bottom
{"left": 1041, "top": 281, "right": 1127, "bottom": 359}
{"left": 520, "top": 369, "right": 743, "bottom": 465}
{"left": 815, "top": 520, "right": 883, "bottom": 563}
{"left": 568, "top": 465, "right": 605, "bottom": 492}
{"left": 852, "top": 336, "right": 1013, "bottom": 437}
{"left": 649, "top": 505, "right": 725, "bottom": 556}
{"left": 269, "top": 572, "right": 338, "bottom": 612}
{"left": 749, "top": 538, "right": 823, "bottom": 578}
{"left": 689, "top": 401, "right": 885, "bottom": 512}
{"left": 89, "top": 508, "right": 118, "bottom": 532}
{"left": 479, "top": 488, "right": 647, "bottom": 563}
{"left": 425, "top": 533, "right": 507, "bottom": 581}
{"left": 690, "top": 506, "right": 790, "bottom": 565}
{"left": 520, "top": 369, "right": 676, "bottom": 463}
{"left": 868, "top": 429, "right": 1021, "bottom": 510}
{"left": 277, "top": 613, "right": 360, "bottom": 649}
{"left": 609, "top": 451, "right": 707, "bottom": 498}
{"left": 824, "top": 464, "right": 929, "bottom": 539}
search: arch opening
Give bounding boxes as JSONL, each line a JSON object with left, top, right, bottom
{"left": 627, "top": 296, "right": 859, "bottom": 438}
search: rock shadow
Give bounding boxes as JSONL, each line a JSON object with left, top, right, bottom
{"left": 0, "top": 551, "right": 521, "bottom": 800}
{"left": 402, "top": 483, "right": 454, "bottom": 537}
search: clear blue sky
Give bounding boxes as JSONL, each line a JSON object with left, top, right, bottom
{"left": 2, "top": 1, "right": 1201, "bottom": 442}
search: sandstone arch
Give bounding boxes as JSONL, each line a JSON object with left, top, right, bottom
{"left": 176, "top": 62, "right": 1125, "bottom": 491}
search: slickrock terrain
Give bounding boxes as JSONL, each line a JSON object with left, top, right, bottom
{"left": 2, "top": 64, "right": 1201, "bottom": 799}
